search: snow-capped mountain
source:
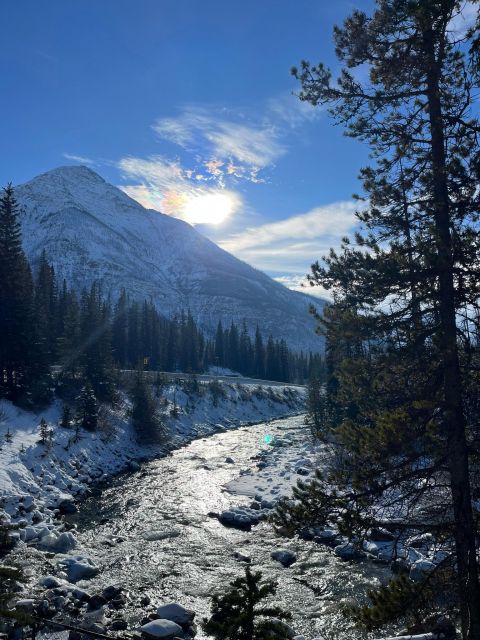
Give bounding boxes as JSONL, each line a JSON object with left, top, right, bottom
{"left": 16, "top": 166, "right": 324, "bottom": 352}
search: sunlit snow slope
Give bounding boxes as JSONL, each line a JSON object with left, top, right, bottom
{"left": 16, "top": 166, "right": 324, "bottom": 352}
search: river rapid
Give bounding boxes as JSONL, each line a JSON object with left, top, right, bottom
{"left": 25, "top": 415, "right": 392, "bottom": 639}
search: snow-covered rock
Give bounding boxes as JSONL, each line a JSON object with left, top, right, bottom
{"left": 39, "top": 531, "right": 77, "bottom": 553}
{"left": 219, "top": 506, "right": 260, "bottom": 529}
{"left": 156, "top": 602, "right": 195, "bottom": 625}
{"left": 271, "top": 549, "right": 297, "bottom": 567}
{"left": 334, "top": 542, "right": 365, "bottom": 560}
{"left": 58, "top": 556, "right": 99, "bottom": 582}
{"left": 39, "top": 575, "right": 64, "bottom": 589}
{"left": 409, "top": 559, "right": 436, "bottom": 581}
{"left": 140, "top": 619, "right": 183, "bottom": 639}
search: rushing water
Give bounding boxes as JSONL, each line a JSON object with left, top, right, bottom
{"left": 27, "top": 416, "right": 392, "bottom": 639}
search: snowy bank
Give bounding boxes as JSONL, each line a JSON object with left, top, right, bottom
{"left": 0, "top": 380, "right": 304, "bottom": 539}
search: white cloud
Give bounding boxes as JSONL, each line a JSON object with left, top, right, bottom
{"left": 273, "top": 274, "right": 330, "bottom": 299}
{"left": 218, "top": 201, "right": 358, "bottom": 295}
{"left": 152, "top": 107, "right": 286, "bottom": 173}
{"left": 63, "top": 153, "right": 95, "bottom": 165}
{"left": 266, "top": 94, "right": 320, "bottom": 129}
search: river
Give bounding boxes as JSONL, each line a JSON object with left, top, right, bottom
{"left": 26, "top": 415, "right": 392, "bottom": 639}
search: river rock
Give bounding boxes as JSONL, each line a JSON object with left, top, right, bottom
{"left": 58, "top": 498, "right": 78, "bottom": 515}
{"left": 70, "top": 587, "right": 91, "bottom": 602}
{"left": 370, "top": 527, "right": 396, "bottom": 541}
{"left": 219, "top": 507, "right": 259, "bottom": 530}
{"left": 102, "top": 585, "right": 123, "bottom": 600}
{"left": 225, "top": 457, "right": 235, "bottom": 464}
{"left": 409, "top": 559, "right": 436, "bottom": 581}
{"left": 110, "top": 618, "right": 128, "bottom": 631}
{"left": 141, "top": 619, "right": 183, "bottom": 639}
{"left": 296, "top": 467, "right": 310, "bottom": 476}
{"left": 39, "top": 575, "right": 64, "bottom": 589}
{"left": 334, "top": 542, "right": 365, "bottom": 560}
{"left": 59, "top": 556, "right": 99, "bottom": 582}
{"left": 268, "top": 618, "right": 296, "bottom": 639}
{"left": 156, "top": 602, "right": 195, "bottom": 625}
{"left": 88, "top": 594, "right": 107, "bottom": 610}
{"left": 271, "top": 549, "right": 297, "bottom": 567}
{"left": 15, "top": 599, "right": 36, "bottom": 612}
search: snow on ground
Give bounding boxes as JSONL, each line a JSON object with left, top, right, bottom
{"left": 0, "top": 380, "right": 305, "bottom": 537}
{"left": 225, "top": 427, "right": 320, "bottom": 503}
{"left": 223, "top": 420, "right": 452, "bottom": 583}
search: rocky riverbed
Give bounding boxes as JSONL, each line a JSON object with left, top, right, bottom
{"left": 6, "top": 415, "right": 400, "bottom": 640}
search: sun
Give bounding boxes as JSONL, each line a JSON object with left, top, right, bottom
{"left": 183, "top": 192, "right": 236, "bottom": 225}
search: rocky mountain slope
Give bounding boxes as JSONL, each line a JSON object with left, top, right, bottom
{"left": 16, "top": 166, "right": 324, "bottom": 352}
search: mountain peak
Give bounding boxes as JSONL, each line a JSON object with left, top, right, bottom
{"left": 15, "top": 167, "right": 324, "bottom": 353}
{"left": 39, "top": 164, "right": 104, "bottom": 181}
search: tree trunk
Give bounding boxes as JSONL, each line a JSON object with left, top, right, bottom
{"left": 423, "top": 24, "right": 480, "bottom": 640}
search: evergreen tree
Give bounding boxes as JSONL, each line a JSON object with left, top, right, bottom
{"left": 202, "top": 567, "right": 291, "bottom": 640}
{"left": 60, "top": 404, "right": 72, "bottom": 428}
{"left": 265, "top": 336, "right": 277, "bottom": 381}
{"left": 287, "top": 1, "right": 480, "bottom": 635}
{"left": 130, "top": 372, "right": 162, "bottom": 443}
{"left": 38, "top": 417, "right": 50, "bottom": 445}
{"left": 0, "top": 185, "right": 51, "bottom": 406}
{"left": 112, "top": 289, "right": 129, "bottom": 368}
{"left": 214, "top": 320, "right": 224, "bottom": 366}
{"left": 77, "top": 382, "right": 97, "bottom": 431}
{"left": 305, "top": 374, "right": 324, "bottom": 439}
{"left": 254, "top": 326, "right": 265, "bottom": 379}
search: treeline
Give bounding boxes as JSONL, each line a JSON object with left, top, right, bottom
{"left": 0, "top": 185, "right": 322, "bottom": 408}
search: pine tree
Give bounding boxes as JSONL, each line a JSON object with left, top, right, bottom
{"left": 305, "top": 374, "right": 324, "bottom": 439}
{"left": 112, "top": 289, "right": 128, "bottom": 368}
{"left": 214, "top": 320, "right": 224, "bottom": 367}
{"left": 289, "top": 2, "right": 480, "bottom": 635}
{"left": 202, "top": 566, "right": 291, "bottom": 640}
{"left": 77, "top": 382, "right": 97, "bottom": 431}
{"left": 130, "top": 372, "right": 162, "bottom": 443}
{"left": 38, "top": 417, "right": 50, "bottom": 445}
{"left": 254, "top": 326, "right": 265, "bottom": 379}
{"left": 0, "top": 185, "right": 51, "bottom": 406}
{"left": 60, "top": 404, "right": 72, "bottom": 428}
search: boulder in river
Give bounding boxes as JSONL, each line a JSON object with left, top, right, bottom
{"left": 39, "top": 531, "right": 77, "bottom": 554}
{"left": 156, "top": 602, "right": 195, "bottom": 626}
{"left": 409, "top": 559, "right": 436, "bottom": 582}
{"left": 219, "top": 507, "right": 260, "bottom": 530}
{"left": 59, "top": 556, "right": 99, "bottom": 582}
{"left": 141, "top": 619, "right": 183, "bottom": 639}
{"left": 271, "top": 549, "right": 297, "bottom": 567}
{"left": 334, "top": 542, "right": 365, "bottom": 560}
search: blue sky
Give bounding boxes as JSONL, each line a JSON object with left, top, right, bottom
{"left": 1, "top": 0, "right": 377, "bottom": 295}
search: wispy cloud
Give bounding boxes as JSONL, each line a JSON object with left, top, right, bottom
{"left": 218, "top": 201, "right": 358, "bottom": 296}
{"left": 153, "top": 106, "right": 286, "bottom": 182}
{"left": 63, "top": 153, "right": 95, "bottom": 165}
{"left": 266, "top": 94, "right": 320, "bottom": 129}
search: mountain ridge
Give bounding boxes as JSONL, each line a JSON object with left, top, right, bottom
{"left": 15, "top": 165, "right": 325, "bottom": 352}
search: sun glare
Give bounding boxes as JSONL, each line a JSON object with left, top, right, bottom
{"left": 183, "top": 192, "right": 235, "bottom": 225}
